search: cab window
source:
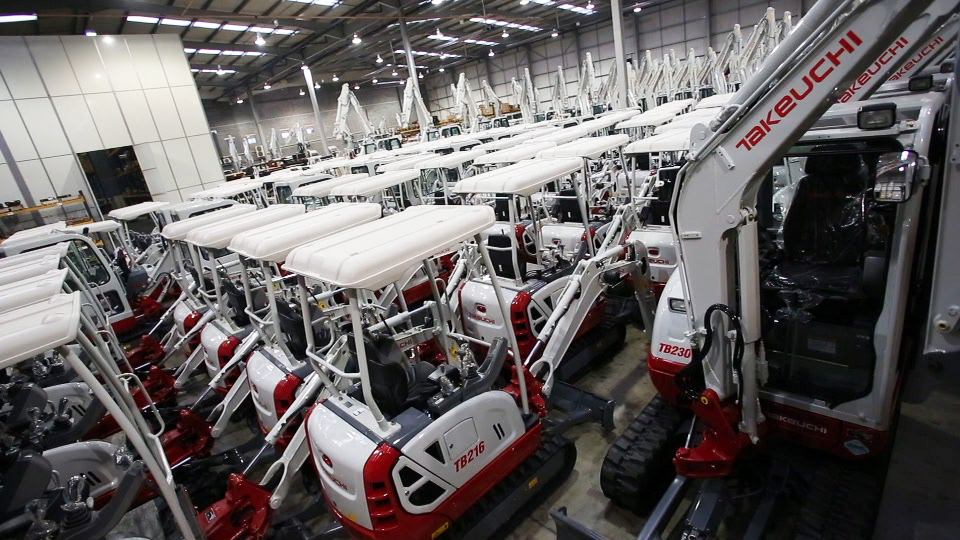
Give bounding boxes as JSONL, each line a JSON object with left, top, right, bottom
{"left": 756, "top": 139, "right": 903, "bottom": 405}
{"left": 65, "top": 239, "right": 112, "bottom": 286}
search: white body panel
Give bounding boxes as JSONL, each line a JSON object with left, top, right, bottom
{"left": 650, "top": 272, "right": 693, "bottom": 365}
{"left": 460, "top": 278, "right": 520, "bottom": 345}
{"left": 631, "top": 227, "right": 676, "bottom": 284}
{"left": 246, "top": 346, "right": 299, "bottom": 430}
{"left": 43, "top": 440, "right": 123, "bottom": 499}
{"left": 306, "top": 402, "right": 379, "bottom": 530}
{"left": 173, "top": 301, "right": 195, "bottom": 336}
{"left": 185, "top": 205, "right": 304, "bottom": 249}
{"left": 393, "top": 391, "right": 526, "bottom": 514}
{"left": 200, "top": 320, "right": 235, "bottom": 384}
{"left": 540, "top": 223, "right": 587, "bottom": 257}
{"left": 461, "top": 275, "right": 571, "bottom": 346}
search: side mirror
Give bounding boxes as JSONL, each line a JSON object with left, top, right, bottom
{"left": 874, "top": 150, "right": 920, "bottom": 203}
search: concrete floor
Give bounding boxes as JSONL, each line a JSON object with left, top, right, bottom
{"left": 506, "top": 327, "right": 960, "bottom": 540}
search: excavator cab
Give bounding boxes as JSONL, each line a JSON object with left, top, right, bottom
{"left": 759, "top": 140, "right": 910, "bottom": 405}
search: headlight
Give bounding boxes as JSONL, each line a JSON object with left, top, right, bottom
{"left": 668, "top": 298, "right": 686, "bottom": 313}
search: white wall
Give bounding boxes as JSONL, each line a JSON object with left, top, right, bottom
{"left": 0, "top": 33, "right": 224, "bottom": 208}
{"left": 424, "top": 0, "right": 809, "bottom": 119}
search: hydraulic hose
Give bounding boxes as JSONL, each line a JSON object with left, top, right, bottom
{"left": 675, "top": 304, "right": 744, "bottom": 404}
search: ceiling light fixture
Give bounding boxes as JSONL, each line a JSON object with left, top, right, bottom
{"left": 352, "top": 33, "right": 361, "bottom": 44}
{"left": 418, "top": 72, "right": 424, "bottom": 79}
{"left": 373, "top": 78, "right": 378, "bottom": 83}
{"left": 85, "top": 30, "right": 97, "bottom": 36}
{"left": 488, "top": 49, "right": 495, "bottom": 57}
{"left": 469, "top": 17, "right": 541, "bottom": 32}
{"left": 236, "top": 97, "right": 244, "bottom": 104}
{"left": 216, "top": 65, "right": 225, "bottom": 75}
{"left": 354, "top": 83, "right": 360, "bottom": 89}
{"left": 633, "top": 5, "right": 642, "bottom": 12}
{"left": 586, "top": 1, "right": 595, "bottom": 10}
{"left": 255, "top": 32, "right": 266, "bottom": 45}
{"left": 125, "top": 15, "right": 158, "bottom": 24}
{"left": 392, "top": 69, "right": 398, "bottom": 76}
{"left": 551, "top": 29, "right": 559, "bottom": 37}
{"left": 0, "top": 14, "right": 37, "bottom": 24}
{"left": 502, "top": 30, "right": 509, "bottom": 38}
{"left": 299, "top": 88, "right": 306, "bottom": 96}
{"left": 314, "top": 82, "right": 321, "bottom": 89}
{"left": 439, "top": 67, "right": 445, "bottom": 72}
{"left": 332, "top": 74, "right": 339, "bottom": 81}
{"left": 376, "top": 54, "right": 383, "bottom": 63}
{"left": 520, "top": 0, "right": 529, "bottom": 4}
{"left": 263, "top": 83, "right": 272, "bottom": 89}
{"left": 432, "top": 0, "right": 444, "bottom": 4}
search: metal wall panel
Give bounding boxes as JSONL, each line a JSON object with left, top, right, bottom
{"left": 52, "top": 95, "right": 104, "bottom": 153}
{"left": 161, "top": 137, "right": 202, "bottom": 189}
{"left": 26, "top": 37, "right": 82, "bottom": 97}
{"left": 0, "top": 163, "right": 18, "bottom": 202}
{"left": 16, "top": 159, "right": 53, "bottom": 201}
{"left": 42, "top": 155, "right": 85, "bottom": 196}
{"left": 16, "top": 98, "right": 72, "bottom": 158}
{"left": 136, "top": 141, "right": 178, "bottom": 194}
{"left": 0, "top": 100, "right": 38, "bottom": 161}
{"left": 170, "top": 85, "right": 209, "bottom": 137}
{"left": 96, "top": 36, "right": 142, "bottom": 92}
{"left": 62, "top": 36, "right": 113, "bottom": 94}
{"left": 115, "top": 90, "right": 162, "bottom": 144}
{"left": 0, "top": 37, "right": 46, "bottom": 100}
{"left": 187, "top": 134, "right": 225, "bottom": 185}
{"left": 144, "top": 87, "right": 187, "bottom": 140}
{"left": 85, "top": 92, "right": 133, "bottom": 148}
{"left": 154, "top": 35, "right": 196, "bottom": 87}
{"left": 126, "top": 38, "right": 170, "bottom": 89}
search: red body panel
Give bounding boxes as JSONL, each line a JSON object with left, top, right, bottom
{"left": 198, "top": 473, "right": 272, "bottom": 540}
{"left": 160, "top": 409, "right": 214, "bottom": 466}
{"left": 332, "top": 423, "right": 543, "bottom": 540}
{"left": 649, "top": 352, "right": 893, "bottom": 461}
{"left": 111, "top": 315, "right": 138, "bottom": 337}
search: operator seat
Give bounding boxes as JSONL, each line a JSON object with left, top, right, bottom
{"left": 352, "top": 332, "right": 438, "bottom": 419}
{"left": 221, "top": 278, "right": 250, "bottom": 327}
{"left": 487, "top": 233, "right": 527, "bottom": 280}
{"left": 276, "top": 301, "right": 328, "bottom": 361}
{"left": 493, "top": 194, "right": 520, "bottom": 221}
{"left": 763, "top": 151, "right": 869, "bottom": 297}
{"left": 555, "top": 189, "right": 584, "bottom": 223}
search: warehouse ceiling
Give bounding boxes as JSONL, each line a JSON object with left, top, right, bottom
{"left": 0, "top": 0, "right": 660, "bottom": 101}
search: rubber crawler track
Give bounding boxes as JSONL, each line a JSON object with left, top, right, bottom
{"left": 600, "top": 395, "right": 691, "bottom": 513}
{"left": 440, "top": 431, "right": 577, "bottom": 539}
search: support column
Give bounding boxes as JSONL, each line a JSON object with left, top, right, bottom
{"left": 0, "top": 130, "right": 34, "bottom": 206}
{"left": 398, "top": 18, "right": 418, "bottom": 82}
{"left": 634, "top": 10, "right": 642, "bottom": 60}
{"left": 705, "top": 0, "right": 713, "bottom": 50}
{"left": 610, "top": 0, "right": 629, "bottom": 108}
{"left": 301, "top": 66, "right": 331, "bottom": 155}
{"left": 245, "top": 86, "right": 266, "bottom": 149}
